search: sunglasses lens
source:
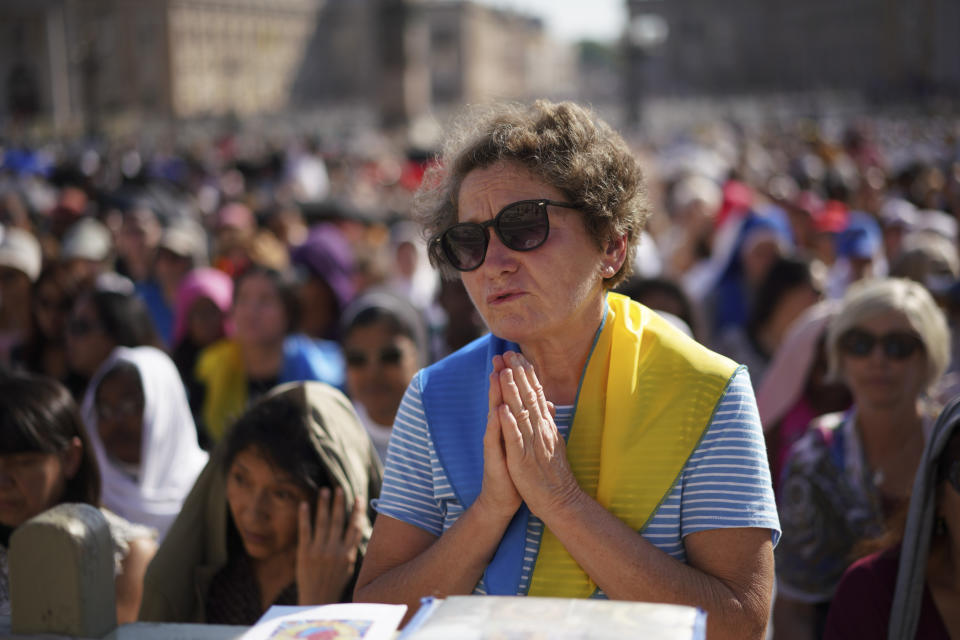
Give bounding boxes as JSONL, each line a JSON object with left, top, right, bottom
{"left": 840, "top": 329, "right": 923, "bottom": 360}
{"left": 883, "top": 334, "right": 922, "bottom": 359}
{"left": 442, "top": 224, "right": 488, "bottom": 271}
{"left": 840, "top": 330, "right": 874, "bottom": 357}
{"left": 498, "top": 202, "right": 548, "bottom": 251}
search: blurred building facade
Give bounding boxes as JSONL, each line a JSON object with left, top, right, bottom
{"left": 0, "top": 0, "right": 576, "bottom": 134}
{"left": 1, "top": 0, "right": 323, "bottom": 132}
{"left": 628, "top": 0, "right": 960, "bottom": 99}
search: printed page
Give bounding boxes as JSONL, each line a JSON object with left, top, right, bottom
{"left": 241, "top": 603, "right": 407, "bottom": 640}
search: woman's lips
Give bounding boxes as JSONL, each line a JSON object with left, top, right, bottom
{"left": 487, "top": 291, "right": 524, "bottom": 305}
{"left": 0, "top": 496, "right": 23, "bottom": 511}
{"left": 241, "top": 529, "right": 271, "bottom": 546}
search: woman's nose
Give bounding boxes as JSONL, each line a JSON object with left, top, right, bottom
{"left": 0, "top": 469, "right": 14, "bottom": 488}
{"left": 483, "top": 231, "right": 518, "bottom": 272}
{"left": 251, "top": 490, "right": 271, "bottom": 519}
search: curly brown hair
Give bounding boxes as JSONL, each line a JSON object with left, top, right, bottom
{"left": 415, "top": 100, "right": 649, "bottom": 288}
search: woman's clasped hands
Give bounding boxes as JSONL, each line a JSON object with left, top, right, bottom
{"left": 480, "top": 350, "right": 583, "bottom": 520}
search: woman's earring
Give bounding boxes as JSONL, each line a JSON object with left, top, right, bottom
{"left": 602, "top": 265, "right": 615, "bottom": 278}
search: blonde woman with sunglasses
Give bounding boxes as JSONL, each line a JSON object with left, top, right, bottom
{"left": 774, "top": 277, "right": 950, "bottom": 640}
{"left": 354, "top": 100, "right": 780, "bottom": 640}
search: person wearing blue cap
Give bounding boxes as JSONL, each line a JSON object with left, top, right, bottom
{"left": 826, "top": 211, "right": 886, "bottom": 299}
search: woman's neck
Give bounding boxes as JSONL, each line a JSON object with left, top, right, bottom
{"left": 241, "top": 340, "right": 284, "bottom": 380}
{"left": 857, "top": 400, "right": 924, "bottom": 451}
{"left": 857, "top": 401, "right": 925, "bottom": 497}
{"left": 517, "top": 298, "right": 605, "bottom": 406}
{"left": 251, "top": 550, "right": 296, "bottom": 611}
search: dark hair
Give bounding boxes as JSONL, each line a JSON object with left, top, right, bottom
{"left": 935, "top": 426, "right": 960, "bottom": 488}
{"left": 615, "top": 276, "right": 697, "bottom": 339}
{"left": 340, "top": 292, "right": 429, "bottom": 367}
{"left": 16, "top": 264, "right": 81, "bottom": 369}
{"left": 95, "top": 361, "right": 143, "bottom": 403}
{"left": 0, "top": 371, "right": 101, "bottom": 506}
{"left": 88, "top": 289, "right": 162, "bottom": 349}
{"left": 750, "top": 256, "right": 819, "bottom": 337}
{"left": 222, "top": 393, "right": 331, "bottom": 503}
{"left": 233, "top": 264, "right": 299, "bottom": 334}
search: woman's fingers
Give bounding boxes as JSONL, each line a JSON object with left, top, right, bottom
{"left": 296, "top": 492, "right": 364, "bottom": 606}
{"left": 297, "top": 501, "right": 311, "bottom": 558}
{"left": 313, "top": 487, "right": 331, "bottom": 546}
{"left": 489, "top": 355, "right": 504, "bottom": 408}
{"left": 510, "top": 352, "right": 550, "bottom": 423}
{"left": 344, "top": 497, "right": 366, "bottom": 551}
{"left": 498, "top": 403, "right": 524, "bottom": 453}
{"left": 500, "top": 365, "right": 535, "bottom": 445}
{"left": 327, "top": 487, "right": 347, "bottom": 545}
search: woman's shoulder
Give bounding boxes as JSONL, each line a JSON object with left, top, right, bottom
{"left": 419, "top": 334, "right": 494, "bottom": 386}
{"left": 99, "top": 508, "right": 157, "bottom": 574}
{"left": 785, "top": 411, "right": 847, "bottom": 466}
{"left": 101, "top": 508, "right": 156, "bottom": 547}
{"left": 844, "top": 544, "right": 901, "bottom": 581}
{"left": 195, "top": 339, "right": 240, "bottom": 372}
{"left": 824, "top": 546, "right": 900, "bottom": 639}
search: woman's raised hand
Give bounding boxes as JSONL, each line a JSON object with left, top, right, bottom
{"left": 476, "top": 354, "right": 523, "bottom": 520}
{"left": 296, "top": 487, "right": 366, "bottom": 605}
{"left": 496, "top": 351, "right": 582, "bottom": 517}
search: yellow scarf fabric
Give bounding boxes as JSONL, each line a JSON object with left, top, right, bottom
{"left": 194, "top": 339, "right": 248, "bottom": 442}
{"left": 527, "top": 293, "right": 738, "bottom": 597}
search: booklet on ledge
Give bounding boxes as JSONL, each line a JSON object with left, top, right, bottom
{"left": 398, "top": 596, "right": 706, "bottom": 640}
{"left": 240, "top": 603, "right": 407, "bottom": 640}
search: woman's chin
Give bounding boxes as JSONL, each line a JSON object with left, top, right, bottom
{"left": 239, "top": 535, "right": 276, "bottom": 559}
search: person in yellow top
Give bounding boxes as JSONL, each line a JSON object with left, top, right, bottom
{"left": 353, "top": 100, "right": 780, "bottom": 640}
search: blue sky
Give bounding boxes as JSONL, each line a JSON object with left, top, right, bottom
{"left": 471, "top": 0, "right": 627, "bottom": 43}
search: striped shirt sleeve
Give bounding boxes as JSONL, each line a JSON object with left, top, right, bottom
{"left": 372, "top": 372, "right": 445, "bottom": 537}
{"left": 679, "top": 367, "right": 781, "bottom": 545}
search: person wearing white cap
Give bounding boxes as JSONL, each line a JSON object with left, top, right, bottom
{"left": 136, "top": 219, "right": 208, "bottom": 346}
{"left": 0, "top": 227, "right": 42, "bottom": 364}
{"left": 60, "top": 217, "right": 113, "bottom": 288}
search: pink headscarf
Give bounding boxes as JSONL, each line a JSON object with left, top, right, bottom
{"left": 172, "top": 268, "right": 234, "bottom": 347}
{"left": 756, "top": 299, "right": 840, "bottom": 430}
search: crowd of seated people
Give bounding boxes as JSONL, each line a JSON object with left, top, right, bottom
{"left": 0, "top": 102, "right": 958, "bottom": 637}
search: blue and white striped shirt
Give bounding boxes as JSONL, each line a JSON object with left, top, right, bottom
{"left": 373, "top": 366, "right": 780, "bottom": 595}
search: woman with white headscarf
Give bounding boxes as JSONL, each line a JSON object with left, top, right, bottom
{"left": 82, "top": 345, "right": 209, "bottom": 540}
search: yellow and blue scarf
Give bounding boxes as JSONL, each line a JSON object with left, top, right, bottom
{"left": 421, "top": 293, "right": 738, "bottom": 597}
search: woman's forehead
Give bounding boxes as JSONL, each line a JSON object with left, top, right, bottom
{"left": 458, "top": 161, "right": 561, "bottom": 219}
{"left": 97, "top": 364, "right": 142, "bottom": 396}
{"left": 233, "top": 447, "right": 300, "bottom": 485}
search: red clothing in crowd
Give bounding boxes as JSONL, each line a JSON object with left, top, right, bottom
{"left": 823, "top": 545, "right": 949, "bottom": 640}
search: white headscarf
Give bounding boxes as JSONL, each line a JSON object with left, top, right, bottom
{"left": 82, "top": 346, "right": 209, "bottom": 541}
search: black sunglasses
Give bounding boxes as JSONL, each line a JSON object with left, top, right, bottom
{"left": 430, "top": 199, "right": 579, "bottom": 272}
{"left": 345, "top": 345, "right": 405, "bottom": 368}
{"left": 838, "top": 328, "right": 924, "bottom": 360}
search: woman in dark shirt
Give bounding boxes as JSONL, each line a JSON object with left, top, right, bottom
{"left": 824, "top": 397, "right": 960, "bottom": 639}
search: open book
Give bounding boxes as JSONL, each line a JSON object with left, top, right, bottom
{"left": 400, "top": 596, "right": 706, "bottom": 639}
{"left": 241, "top": 597, "right": 704, "bottom": 640}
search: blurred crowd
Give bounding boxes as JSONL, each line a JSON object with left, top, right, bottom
{"left": 1, "top": 110, "right": 960, "bottom": 636}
